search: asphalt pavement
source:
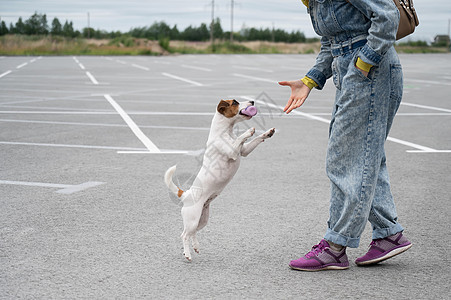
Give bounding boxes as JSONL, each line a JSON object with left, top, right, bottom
{"left": 1, "top": 53, "right": 450, "bottom": 299}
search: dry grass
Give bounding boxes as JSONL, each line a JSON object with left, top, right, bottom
{"left": 2, "top": 35, "right": 443, "bottom": 56}
{"left": 0, "top": 35, "right": 161, "bottom": 55}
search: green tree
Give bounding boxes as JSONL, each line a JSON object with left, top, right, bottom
{"left": 212, "top": 18, "right": 223, "bottom": 39}
{"left": 51, "top": 17, "right": 62, "bottom": 35}
{"left": 62, "top": 20, "right": 75, "bottom": 37}
{"left": 24, "top": 12, "right": 49, "bottom": 35}
{"left": 0, "top": 21, "right": 9, "bottom": 35}
{"left": 14, "top": 17, "right": 25, "bottom": 34}
{"left": 82, "top": 27, "right": 96, "bottom": 38}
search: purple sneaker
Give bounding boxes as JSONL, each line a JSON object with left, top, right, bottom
{"left": 355, "top": 232, "right": 412, "bottom": 266}
{"left": 289, "top": 239, "right": 349, "bottom": 271}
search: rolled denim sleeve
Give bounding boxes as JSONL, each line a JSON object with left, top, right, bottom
{"left": 348, "top": 0, "right": 400, "bottom": 66}
{"left": 306, "top": 36, "right": 333, "bottom": 90}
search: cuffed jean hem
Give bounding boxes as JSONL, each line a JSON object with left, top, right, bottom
{"left": 324, "top": 228, "right": 360, "bottom": 248}
{"left": 372, "top": 223, "right": 404, "bottom": 240}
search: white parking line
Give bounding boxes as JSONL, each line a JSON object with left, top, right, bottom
{"left": 86, "top": 72, "right": 99, "bottom": 85}
{"left": 0, "top": 111, "right": 214, "bottom": 115}
{"left": 0, "top": 141, "right": 194, "bottom": 154}
{"left": 132, "top": 64, "right": 150, "bottom": 71}
{"left": 241, "top": 96, "right": 450, "bottom": 153}
{"left": 406, "top": 150, "right": 451, "bottom": 153}
{"left": 16, "top": 62, "right": 28, "bottom": 69}
{"left": 0, "top": 70, "right": 12, "bottom": 78}
{"left": 401, "top": 102, "right": 451, "bottom": 113}
{"left": 181, "top": 64, "right": 212, "bottom": 72}
{"left": 232, "top": 65, "right": 273, "bottom": 73}
{"left": 0, "top": 141, "right": 147, "bottom": 151}
{"left": 0, "top": 118, "right": 210, "bottom": 131}
{"left": 104, "top": 94, "right": 161, "bottom": 153}
{"left": 0, "top": 179, "right": 105, "bottom": 194}
{"left": 233, "top": 73, "right": 276, "bottom": 83}
{"left": 162, "top": 72, "right": 203, "bottom": 87}
{"left": 406, "top": 78, "right": 451, "bottom": 86}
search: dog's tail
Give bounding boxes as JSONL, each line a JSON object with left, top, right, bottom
{"left": 164, "top": 165, "right": 184, "bottom": 198}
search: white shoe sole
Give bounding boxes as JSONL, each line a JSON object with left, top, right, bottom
{"left": 356, "top": 243, "right": 412, "bottom": 266}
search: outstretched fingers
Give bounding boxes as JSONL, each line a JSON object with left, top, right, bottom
{"left": 285, "top": 98, "right": 306, "bottom": 114}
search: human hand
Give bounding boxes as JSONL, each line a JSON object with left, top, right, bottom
{"left": 355, "top": 64, "right": 369, "bottom": 77}
{"left": 278, "top": 80, "right": 312, "bottom": 114}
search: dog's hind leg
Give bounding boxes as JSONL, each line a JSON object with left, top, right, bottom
{"left": 180, "top": 203, "right": 203, "bottom": 261}
{"left": 197, "top": 203, "right": 211, "bottom": 231}
{"left": 191, "top": 203, "right": 211, "bottom": 254}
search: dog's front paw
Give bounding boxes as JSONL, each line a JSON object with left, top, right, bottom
{"left": 263, "top": 128, "right": 275, "bottom": 139}
{"left": 244, "top": 127, "right": 255, "bottom": 139}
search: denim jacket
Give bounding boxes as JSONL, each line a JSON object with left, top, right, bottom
{"left": 305, "top": 0, "right": 400, "bottom": 89}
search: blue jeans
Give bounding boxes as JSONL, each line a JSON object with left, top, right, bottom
{"left": 323, "top": 42, "right": 404, "bottom": 248}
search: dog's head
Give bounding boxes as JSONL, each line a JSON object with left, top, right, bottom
{"left": 216, "top": 99, "right": 255, "bottom": 122}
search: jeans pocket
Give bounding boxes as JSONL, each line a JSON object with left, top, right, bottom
{"left": 350, "top": 51, "right": 373, "bottom": 83}
{"left": 390, "top": 64, "right": 403, "bottom": 103}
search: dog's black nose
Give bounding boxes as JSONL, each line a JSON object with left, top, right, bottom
{"left": 250, "top": 101, "right": 255, "bottom": 105}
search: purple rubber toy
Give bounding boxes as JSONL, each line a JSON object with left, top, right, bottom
{"left": 240, "top": 106, "right": 257, "bottom": 117}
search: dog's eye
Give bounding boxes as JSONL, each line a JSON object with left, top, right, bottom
{"left": 232, "top": 100, "right": 239, "bottom": 106}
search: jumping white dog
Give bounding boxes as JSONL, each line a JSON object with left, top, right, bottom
{"left": 164, "top": 99, "right": 275, "bottom": 261}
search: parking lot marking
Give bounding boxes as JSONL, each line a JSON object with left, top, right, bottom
{"left": 104, "top": 94, "right": 161, "bottom": 153}
{"left": 408, "top": 150, "right": 451, "bottom": 153}
{"left": 386, "top": 137, "right": 436, "bottom": 152}
{"left": 86, "top": 72, "right": 99, "bottom": 85}
{"left": 406, "top": 78, "right": 451, "bottom": 86}
{"left": 16, "top": 62, "right": 28, "bottom": 69}
{"left": 0, "top": 141, "right": 147, "bottom": 151}
{"left": 117, "top": 149, "right": 191, "bottom": 154}
{"left": 241, "top": 96, "right": 449, "bottom": 153}
{"left": 0, "top": 118, "right": 210, "bottom": 131}
{"left": 232, "top": 65, "right": 273, "bottom": 73}
{"left": 401, "top": 102, "right": 451, "bottom": 113}
{"left": 162, "top": 72, "right": 203, "bottom": 87}
{"left": 0, "top": 180, "right": 105, "bottom": 194}
{"left": 0, "top": 110, "right": 214, "bottom": 116}
{"left": 181, "top": 64, "right": 212, "bottom": 72}
{"left": 132, "top": 64, "right": 150, "bottom": 71}
{"left": 0, "top": 70, "right": 12, "bottom": 78}
{"left": 233, "top": 73, "right": 276, "bottom": 83}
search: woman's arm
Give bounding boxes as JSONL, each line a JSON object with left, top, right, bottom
{"left": 347, "top": 0, "right": 399, "bottom": 66}
{"left": 304, "top": 36, "right": 334, "bottom": 90}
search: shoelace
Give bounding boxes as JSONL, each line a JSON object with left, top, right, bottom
{"left": 304, "top": 240, "right": 327, "bottom": 258}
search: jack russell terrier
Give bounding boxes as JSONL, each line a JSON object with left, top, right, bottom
{"left": 164, "top": 99, "right": 275, "bottom": 261}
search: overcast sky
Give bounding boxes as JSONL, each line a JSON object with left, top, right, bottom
{"left": 1, "top": 0, "right": 450, "bottom": 42}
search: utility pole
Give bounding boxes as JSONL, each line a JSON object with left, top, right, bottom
{"left": 87, "top": 12, "right": 90, "bottom": 39}
{"left": 230, "top": 0, "right": 234, "bottom": 43}
{"left": 210, "top": 0, "right": 215, "bottom": 47}
{"left": 448, "top": 19, "right": 450, "bottom": 49}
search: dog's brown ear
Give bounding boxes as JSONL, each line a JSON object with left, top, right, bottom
{"left": 217, "top": 100, "right": 229, "bottom": 115}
